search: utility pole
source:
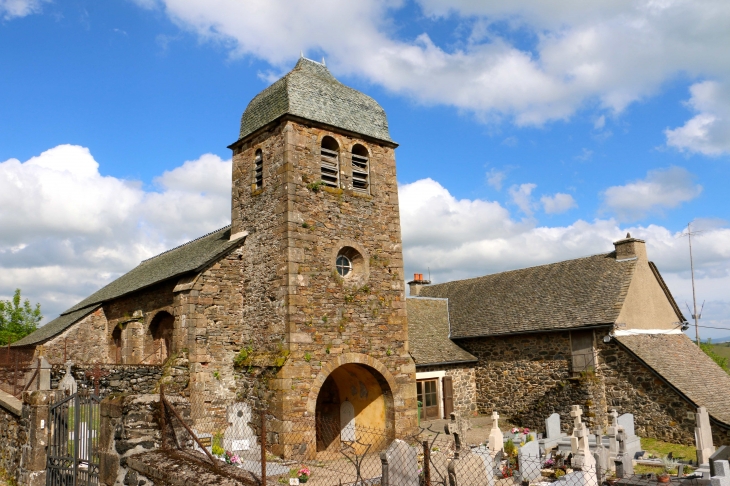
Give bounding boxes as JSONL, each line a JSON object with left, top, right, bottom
{"left": 686, "top": 222, "right": 701, "bottom": 345}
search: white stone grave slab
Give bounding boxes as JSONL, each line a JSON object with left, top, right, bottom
{"left": 617, "top": 414, "right": 635, "bottom": 438}
{"left": 518, "top": 440, "right": 542, "bottom": 482}
{"left": 452, "top": 446, "right": 495, "bottom": 486}
{"left": 384, "top": 439, "right": 419, "bottom": 486}
{"left": 224, "top": 402, "right": 256, "bottom": 452}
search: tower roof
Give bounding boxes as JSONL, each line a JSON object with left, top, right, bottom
{"left": 238, "top": 58, "right": 394, "bottom": 144}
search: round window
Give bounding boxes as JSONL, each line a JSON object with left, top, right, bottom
{"left": 336, "top": 254, "right": 352, "bottom": 277}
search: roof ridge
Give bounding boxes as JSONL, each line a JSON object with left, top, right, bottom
{"left": 427, "top": 251, "right": 616, "bottom": 288}
{"left": 140, "top": 225, "right": 231, "bottom": 264}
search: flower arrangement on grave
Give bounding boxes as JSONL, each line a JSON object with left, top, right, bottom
{"left": 504, "top": 439, "right": 517, "bottom": 459}
{"left": 297, "top": 467, "right": 311, "bottom": 483}
{"left": 658, "top": 456, "right": 679, "bottom": 483}
{"left": 211, "top": 432, "right": 225, "bottom": 457}
{"left": 510, "top": 427, "right": 530, "bottom": 435}
{"left": 502, "top": 462, "right": 516, "bottom": 478}
{"left": 543, "top": 458, "right": 555, "bottom": 469}
{"left": 224, "top": 450, "right": 241, "bottom": 465}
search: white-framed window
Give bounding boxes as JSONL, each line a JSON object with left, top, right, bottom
{"left": 254, "top": 149, "right": 263, "bottom": 189}
{"left": 336, "top": 254, "right": 352, "bottom": 277}
{"left": 320, "top": 136, "right": 340, "bottom": 188}
{"left": 351, "top": 144, "right": 369, "bottom": 193}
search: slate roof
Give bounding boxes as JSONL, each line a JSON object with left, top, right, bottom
{"left": 617, "top": 333, "right": 730, "bottom": 426}
{"left": 407, "top": 298, "right": 477, "bottom": 366}
{"left": 419, "top": 252, "right": 636, "bottom": 338}
{"left": 238, "top": 58, "right": 394, "bottom": 144}
{"left": 14, "top": 226, "right": 244, "bottom": 346}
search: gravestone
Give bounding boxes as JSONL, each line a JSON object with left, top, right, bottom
{"left": 341, "top": 400, "right": 356, "bottom": 442}
{"left": 594, "top": 426, "right": 610, "bottom": 478}
{"left": 224, "top": 402, "right": 256, "bottom": 452}
{"left": 59, "top": 360, "right": 77, "bottom": 395}
{"left": 617, "top": 414, "right": 635, "bottom": 438}
{"left": 451, "top": 446, "right": 495, "bottom": 486}
{"left": 710, "top": 459, "right": 730, "bottom": 486}
{"left": 696, "top": 406, "right": 716, "bottom": 465}
{"left": 711, "top": 446, "right": 730, "bottom": 477}
{"left": 38, "top": 356, "right": 51, "bottom": 390}
{"left": 570, "top": 405, "right": 596, "bottom": 471}
{"left": 546, "top": 413, "right": 561, "bottom": 439}
{"left": 383, "top": 439, "right": 419, "bottom": 486}
{"left": 518, "top": 440, "right": 541, "bottom": 482}
{"left": 488, "top": 411, "right": 504, "bottom": 453}
{"left": 557, "top": 470, "right": 597, "bottom": 486}
{"left": 614, "top": 428, "right": 634, "bottom": 478}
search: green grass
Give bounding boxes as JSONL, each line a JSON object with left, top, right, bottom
{"left": 708, "top": 344, "right": 730, "bottom": 362}
{"left": 640, "top": 437, "right": 696, "bottom": 463}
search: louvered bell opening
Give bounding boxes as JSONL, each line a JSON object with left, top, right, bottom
{"left": 352, "top": 153, "right": 369, "bottom": 192}
{"left": 320, "top": 148, "right": 339, "bottom": 187}
{"left": 254, "top": 154, "right": 263, "bottom": 188}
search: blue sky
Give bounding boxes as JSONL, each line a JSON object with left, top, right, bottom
{"left": 1, "top": 0, "right": 729, "bottom": 339}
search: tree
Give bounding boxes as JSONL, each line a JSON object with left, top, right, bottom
{"left": 0, "top": 289, "right": 42, "bottom": 345}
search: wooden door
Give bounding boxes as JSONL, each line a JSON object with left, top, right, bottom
{"left": 417, "top": 379, "right": 440, "bottom": 420}
{"left": 443, "top": 375, "right": 454, "bottom": 418}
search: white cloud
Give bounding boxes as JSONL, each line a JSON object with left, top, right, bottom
{"left": 399, "top": 177, "right": 730, "bottom": 338}
{"left": 130, "top": 0, "right": 730, "bottom": 130}
{"left": 594, "top": 115, "right": 606, "bottom": 130}
{"left": 541, "top": 193, "right": 577, "bottom": 214}
{"left": 665, "top": 81, "right": 730, "bottom": 156}
{"left": 486, "top": 168, "right": 507, "bottom": 190}
{"left": 0, "top": 145, "right": 231, "bottom": 320}
{"left": 508, "top": 183, "right": 536, "bottom": 216}
{"left": 602, "top": 167, "right": 702, "bottom": 221}
{"left": 0, "top": 0, "right": 46, "bottom": 19}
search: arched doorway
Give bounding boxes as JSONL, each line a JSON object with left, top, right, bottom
{"left": 147, "top": 311, "right": 174, "bottom": 363}
{"left": 111, "top": 326, "right": 122, "bottom": 364}
{"left": 315, "top": 363, "right": 394, "bottom": 453}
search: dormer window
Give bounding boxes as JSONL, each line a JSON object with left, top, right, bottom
{"left": 320, "top": 136, "right": 340, "bottom": 188}
{"left": 254, "top": 149, "right": 263, "bottom": 189}
{"left": 351, "top": 144, "right": 369, "bottom": 193}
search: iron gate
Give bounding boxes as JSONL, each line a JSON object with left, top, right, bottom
{"left": 46, "top": 390, "right": 101, "bottom": 486}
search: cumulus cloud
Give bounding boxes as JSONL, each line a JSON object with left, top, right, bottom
{"left": 399, "top": 178, "right": 730, "bottom": 338}
{"left": 541, "top": 193, "right": 577, "bottom": 214}
{"left": 127, "top": 0, "right": 730, "bottom": 130}
{"left": 0, "top": 145, "right": 231, "bottom": 320}
{"left": 665, "top": 81, "right": 730, "bottom": 156}
{"left": 508, "top": 183, "right": 537, "bottom": 216}
{"left": 486, "top": 168, "right": 507, "bottom": 190}
{"left": 601, "top": 167, "right": 702, "bottom": 222}
{"left": 0, "top": 0, "right": 46, "bottom": 19}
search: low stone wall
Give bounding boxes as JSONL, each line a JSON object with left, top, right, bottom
{"left": 0, "top": 399, "right": 24, "bottom": 483}
{"left": 50, "top": 359, "right": 189, "bottom": 397}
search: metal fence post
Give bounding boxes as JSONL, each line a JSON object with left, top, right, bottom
{"left": 260, "top": 409, "right": 267, "bottom": 486}
{"left": 423, "top": 440, "right": 431, "bottom": 486}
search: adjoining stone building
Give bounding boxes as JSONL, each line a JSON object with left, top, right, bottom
{"left": 13, "top": 57, "right": 417, "bottom": 448}
{"left": 407, "top": 235, "right": 730, "bottom": 445}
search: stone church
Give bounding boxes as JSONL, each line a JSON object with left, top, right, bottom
{"left": 13, "top": 57, "right": 730, "bottom": 448}
{"left": 15, "top": 57, "right": 417, "bottom": 444}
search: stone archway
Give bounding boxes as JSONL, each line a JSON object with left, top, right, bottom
{"left": 307, "top": 354, "right": 396, "bottom": 453}
{"left": 147, "top": 311, "right": 174, "bottom": 363}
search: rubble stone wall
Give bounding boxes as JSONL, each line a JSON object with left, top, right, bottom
{"left": 0, "top": 404, "right": 24, "bottom": 483}
{"left": 416, "top": 364, "right": 478, "bottom": 416}
{"left": 42, "top": 307, "right": 110, "bottom": 364}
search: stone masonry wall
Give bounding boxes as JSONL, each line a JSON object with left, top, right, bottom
{"left": 42, "top": 307, "right": 110, "bottom": 364}
{"left": 458, "top": 332, "right": 608, "bottom": 434}
{"left": 416, "top": 364, "right": 478, "bottom": 417}
{"left": 595, "top": 329, "right": 723, "bottom": 446}
{"left": 0, "top": 404, "right": 25, "bottom": 483}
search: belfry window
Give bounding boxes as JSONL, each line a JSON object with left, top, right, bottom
{"left": 351, "top": 144, "right": 369, "bottom": 193}
{"left": 254, "top": 149, "right": 263, "bottom": 189}
{"left": 320, "top": 136, "right": 340, "bottom": 188}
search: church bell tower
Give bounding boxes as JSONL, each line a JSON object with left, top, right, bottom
{"left": 228, "top": 58, "right": 416, "bottom": 443}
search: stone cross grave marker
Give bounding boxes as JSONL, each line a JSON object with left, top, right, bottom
{"left": 224, "top": 402, "right": 256, "bottom": 452}
{"left": 383, "top": 439, "right": 419, "bottom": 486}
{"left": 518, "top": 439, "right": 541, "bottom": 483}
{"left": 488, "top": 411, "right": 504, "bottom": 453}
{"left": 696, "top": 406, "right": 716, "bottom": 465}
{"left": 570, "top": 405, "right": 596, "bottom": 471}
{"left": 546, "top": 413, "right": 561, "bottom": 439}
{"left": 451, "top": 445, "right": 495, "bottom": 486}
{"left": 594, "top": 426, "right": 611, "bottom": 477}
{"left": 445, "top": 416, "right": 463, "bottom": 456}
{"left": 614, "top": 428, "right": 634, "bottom": 478}
{"left": 607, "top": 409, "right": 619, "bottom": 458}
{"left": 711, "top": 460, "right": 730, "bottom": 486}
{"left": 59, "top": 360, "right": 77, "bottom": 395}
{"left": 617, "top": 413, "right": 635, "bottom": 438}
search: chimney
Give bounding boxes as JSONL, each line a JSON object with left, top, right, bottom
{"left": 407, "top": 273, "right": 431, "bottom": 296}
{"left": 613, "top": 233, "right": 647, "bottom": 261}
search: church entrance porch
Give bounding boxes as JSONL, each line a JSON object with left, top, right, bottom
{"left": 314, "top": 363, "right": 394, "bottom": 454}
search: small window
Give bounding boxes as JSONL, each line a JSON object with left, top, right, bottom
{"left": 570, "top": 330, "right": 595, "bottom": 376}
{"left": 336, "top": 254, "right": 352, "bottom": 277}
{"left": 351, "top": 144, "right": 369, "bottom": 192}
{"left": 254, "top": 149, "right": 263, "bottom": 189}
{"left": 320, "top": 136, "right": 339, "bottom": 188}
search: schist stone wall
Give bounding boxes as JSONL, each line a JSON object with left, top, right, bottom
{"left": 229, "top": 120, "right": 416, "bottom": 431}
{"left": 458, "top": 332, "right": 608, "bottom": 433}
{"left": 416, "top": 364, "right": 478, "bottom": 416}
{"left": 0, "top": 403, "right": 25, "bottom": 482}
{"left": 458, "top": 329, "right": 723, "bottom": 446}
